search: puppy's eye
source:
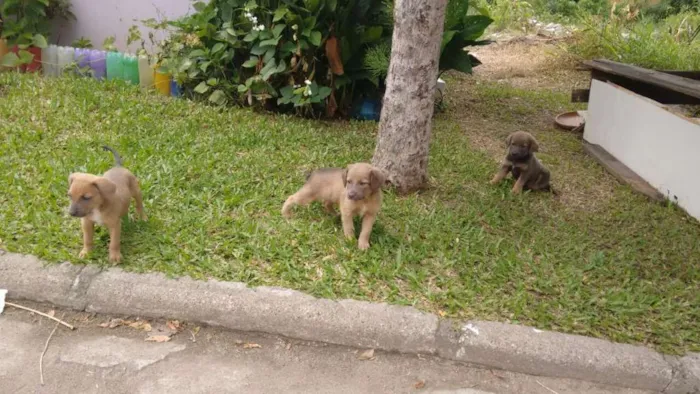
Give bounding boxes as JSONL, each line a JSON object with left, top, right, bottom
{"left": 360, "top": 181, "right": 369, "bottom": 186}
{"left": 81, "top": 195, "right": 92, "bottom": 201}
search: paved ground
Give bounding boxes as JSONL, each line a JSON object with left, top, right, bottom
{"left": 1, "top": 302, "right": 654, "bottom": 394}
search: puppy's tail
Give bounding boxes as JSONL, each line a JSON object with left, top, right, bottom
{"left": 102, "top": 145, "right": 123, "bottom": 167}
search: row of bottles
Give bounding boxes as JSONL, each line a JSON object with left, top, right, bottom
{"left": 39, "top": 44, "right": 180, "bottom": 97}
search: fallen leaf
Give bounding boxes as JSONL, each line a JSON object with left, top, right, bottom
{"left": 414, "top": 380, "right": 426, "bottom": 389}
{"left": 128, "top": 321, "right": 152, "bottom": 332}
{"left": 242, "top": 343, "right": 262, "bottom": 349}
{"left": 357, "top": 349, "right": 375, "bottom": 361}
{"left": 47, "top": 310, "right": 55, "bottom": 317}
{"left": 145, "top": 335, "right": 172, "bottom": 343}
{"left": 167, "top": 320, "right": 181, "bottom": 331}
{"left": 99, "top": 318, "right": 125, "bottom": 329}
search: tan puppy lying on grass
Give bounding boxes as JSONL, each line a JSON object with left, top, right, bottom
{"left": 67, "top": 146, "right": 147, "bottom": 263}
{"left": 490, "top": 131, "right": 554, "bottom": 194}
{"left": 282, "top": 163, "right": 386, "bottom": 250}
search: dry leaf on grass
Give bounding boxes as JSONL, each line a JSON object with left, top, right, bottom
{"left": 414, "top": 380, "right": 426, "bottom": 389}
{"left": 357, "top": 349, "right": 375, "bottom": 361}
{"left": 242, "top": 343, "right": 262, "bottom": 349}
{"left": 145, "top": 335, "right": 172, "bottom": 343}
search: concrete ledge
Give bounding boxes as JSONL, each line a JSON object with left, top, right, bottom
{"left": 85, "top": 269, "right": 438, "bottom": 354}
{"left": 436, "top": 319, "right": 673, "bottom": 392}
{"left": 1, "top": 251, "right": 695, "bottom": 393}
{"left": 0, "top": 252, "right": 98, "bottom": 310}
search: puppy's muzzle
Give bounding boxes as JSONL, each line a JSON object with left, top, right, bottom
{"left": 68, "top": 205, "right": 86, "bottom": 218}
{"left": 347, "top": 190, "right": 363, "bottom": 201}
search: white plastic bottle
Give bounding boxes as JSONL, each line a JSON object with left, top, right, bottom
{"left": 138, "top": 55, "right": 155, "bottom": 88}
{"left": 42, "top": 45, "right": 58, "bottom": 77}
{"left": 57, "top": 46, "right": 75, "bottom": 75}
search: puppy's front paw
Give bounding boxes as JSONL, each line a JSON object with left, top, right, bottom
{"left": 358, "top": 239, "right": 370, "bottom": 250}
{"left": 109, "top": 251, "right": 122, "bottom": 263}
{"left": 511, "top": 186, "right": 522, "bottom": 194}
{"left": 78, "top": 248, "right": 90, "bottom": 258}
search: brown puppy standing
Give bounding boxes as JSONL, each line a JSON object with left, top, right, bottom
{"left": 490, "top": 131, "right": 553, "bottom": 194}
{"left": 67, "top": 146, "right": 146, "bottom": 263}
{"left": 282, "top": 163, "right": 386, "bottom": 250}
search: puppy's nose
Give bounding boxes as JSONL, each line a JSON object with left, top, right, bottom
{"left": 348, "top": 191, "right": 359, "bottom": 200}
{"left": 68, "top": 207, "right": 79, "bottom": 217}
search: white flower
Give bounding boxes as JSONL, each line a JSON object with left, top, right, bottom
{"left": 293, "top": 33, "right": 297, "bottom": 41}
{"left": 252, "top": 16, "right": 258, "bottom": 23}
{"left": 258, "top": 24, "right": 265, "bottom": 31}
{"left": 291, "top": 24, "right": 298, "bottom": 31}
{"left": 305, "top": 80, "right": 311, "bottom": 85}
{"left": 294, "top": 84, "right": 300, "bottom": 88}
{"left": 245, "top": 12, "right": 252, "bottom": 18}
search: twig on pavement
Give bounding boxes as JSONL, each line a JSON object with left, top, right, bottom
{"left": 6, "top": 302, "right": 75, "bottom": 330}
{"left": 40, "top": 320, "right": 61, "bottom": 385}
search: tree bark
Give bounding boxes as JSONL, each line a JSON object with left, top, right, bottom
{"left": 371, "top": 0, "right": 447, "bottom": 194}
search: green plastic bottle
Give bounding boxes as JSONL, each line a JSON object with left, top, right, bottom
{"left": 122, "top": 54, "right": 140, "bottom": 85}
{"left": 106, "top": 52, "right": 124, "bottom": 80}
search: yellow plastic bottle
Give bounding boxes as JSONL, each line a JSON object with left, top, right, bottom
{"left": 154, "top": 69, "right": 171, "bottom": 96}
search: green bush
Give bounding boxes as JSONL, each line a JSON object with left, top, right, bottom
{"left": 569, "top": 11, "right": 700, "bottom": 70}
{"left": 144, "top": 0, "right": 492, "bottom": 117}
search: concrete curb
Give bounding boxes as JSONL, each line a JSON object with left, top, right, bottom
{"left": 1, "top": 251, "right": 698, "bottom": 393}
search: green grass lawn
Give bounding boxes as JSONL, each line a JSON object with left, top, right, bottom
{"left": 1, "top": 73, "right": 698, "bottom": 354}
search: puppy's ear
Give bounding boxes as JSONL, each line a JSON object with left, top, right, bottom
{"left": 93, "top": 177, "right": 117, "bottom": 198}
{"left": 341, "top": 168, "right": 348, "bottom": 187}
{"left": 528, "top": 135, "right": 540, "bottom": 152}
{"left": 505, "top": 133, "right": 513, "bottom": 147}
{"left": 370, "top": 168, "right": 386, "bottom": 192}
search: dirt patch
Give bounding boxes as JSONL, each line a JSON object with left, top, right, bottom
{"left": 470, "top": 35, "right": 590, "bottom": 91}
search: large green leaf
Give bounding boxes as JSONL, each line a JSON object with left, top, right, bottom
{"left": 441, "top": 30, "right": 458, "bottom": 53}
{"left": 209, "top": 90, "right": 227, "bottom": 105}
{"left": 273, "top": 7, "right": 288, "bottom": 22}
{"left": 461, "top": 15, "right": 493, "bottom": 41}
{"left": 243, "top": 56, "right": 259, "bottom": 68}
{"left": 194, "top": 81, "right": 210, "bottom": 94}
{"left": 309, "top": 31, "right": 322, "bottom": 47}
{"left": 305, "top": 0, "right": 321, "bottom": 12}
{"left": 33, "top": 34, "right": 48, "bottom": 49}
{"left": 0, "top": 53, "right": 20, "bottom": 67}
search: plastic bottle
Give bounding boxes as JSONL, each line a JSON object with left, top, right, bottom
{"left": 154, "top": 70, "right": 171, "bottom": 95}
{"left": 42, "top": 45, "right": 58, "bottom": 77}
{"left": 138, "top": 55, "right": 154, "bottom": 89}
{"left": 106, "top": 51, "right": 124, "bottom": 81}
{"left": 57, "top": 46, "right": 75, "bottom": 75}
{"left": 74, "top": 48, "right": 91, "bottom": 76}
{"left": 122, "top": 54, "right": 140, "bottom": 85}
{"left": 170, "top": 79, "right": 182, "bottom": 97}
{"left": 89, "top": 49, "right": 107, "bottom": 80}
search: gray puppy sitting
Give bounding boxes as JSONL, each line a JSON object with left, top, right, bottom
{"left": 489, "top": 131, "right": 554, "bottom": 194}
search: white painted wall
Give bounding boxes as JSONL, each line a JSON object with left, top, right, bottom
{"left": 585, "top": 79, "right": 700, "bottom": 219}
{"left": 52, "top": 0, "right": 194, "bottom": 51}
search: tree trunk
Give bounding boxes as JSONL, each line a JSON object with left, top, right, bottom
{"left": 372, "top": 0, "right": 447, "bottom": 194}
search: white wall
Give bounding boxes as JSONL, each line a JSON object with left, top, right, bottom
{"left": 53, "top": 0, "right": 194, "bottom": 51}
{"left": 585, "top": 79, "right": 700, "bottom": 219}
